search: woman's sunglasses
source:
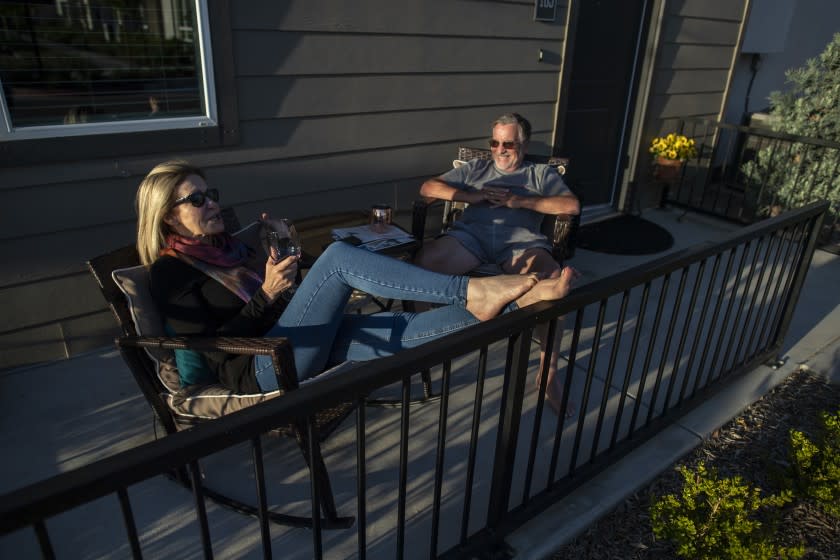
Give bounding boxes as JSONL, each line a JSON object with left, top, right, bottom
{"left": 488, "top": 139, "right": 519, "bottom": 150}
{"left": 173, "top": 188, "right": 220, "bottom": 208}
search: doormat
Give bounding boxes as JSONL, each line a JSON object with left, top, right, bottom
{"left": 576, "top": 214, "right": 674, "bottom": 255}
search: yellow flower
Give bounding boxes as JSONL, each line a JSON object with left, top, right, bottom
{"left": 649, "top": 133, "right": 697, "bottom": 161}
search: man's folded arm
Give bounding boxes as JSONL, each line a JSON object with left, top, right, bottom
{"left": 420, "top": 177, "right": 486, "bottom": 204}
{"left": 515, "top": 192, "right": 580, "bottom": 216}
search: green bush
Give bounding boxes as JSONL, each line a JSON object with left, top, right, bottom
{"left": 650, "top": 463, "right": 803, "bottom": 559}
{"left": 787, "top": 409, "right": 840, "bottom": 518}
{"left": 741, "top": 33, "right": 840, "bottom": 219}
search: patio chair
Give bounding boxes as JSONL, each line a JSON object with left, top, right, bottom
{"left": 411, "top": 146, "right": 579, "bottom": 272}
{"left": 87, "top": 209, "right": 354, "bottom": 529}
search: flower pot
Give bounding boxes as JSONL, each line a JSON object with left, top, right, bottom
{"left": 653, "top": 156, "right": 684, "bottom": 182}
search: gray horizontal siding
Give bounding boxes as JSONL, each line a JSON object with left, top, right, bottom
{"left": 234, "top": 32, "right": 562, "bottom": 76}
{"left": 645, "top": 0, "right": 746, "bottom": 126}
{"left": 0, "top": 160, "right": 166, "bottom": 192}
{"left": 237, "top": 104, "right": 558, "bottom": 161}
{"left": 237, "top": 72, "right": 561, "bottom": 119}
{"left": 652, "top": 69, "right": 731, "bottom": 94}
{"left": 648, "top": 92, "right": 727, "bottom": 120}
{"left": 661, "top": 15, "right": 741, "bottom": 45}
{"left": 0, "top": 223, "right": 136, "bottom": 286}
{"left": 0, "top": 271, "right": 106, "bottom": 335}
{"left": 230, "top": 0, "right": 565, "bottom": 38}
{"left": 1, "top": 177, "right": 138, "bottom": 242}
{"left": 667, "top": 0, "right": 745, "bottom": 20}
{"left": 657, "top": 44, "right": 737, "bottom": 69}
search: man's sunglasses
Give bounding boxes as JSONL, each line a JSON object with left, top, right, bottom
{"left": 488, "top": 139, "right": 519, "bottom": 150}
{"left": 173, "top": 188, "right": 220, "bottom": 208}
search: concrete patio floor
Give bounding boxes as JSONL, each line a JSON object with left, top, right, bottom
{"left": 1, "top": 207, "right": 838, "bottom": 559}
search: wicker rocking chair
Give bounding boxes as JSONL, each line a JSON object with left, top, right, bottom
{"left": 87, "top": 211, "right": 354, "bottom": 529}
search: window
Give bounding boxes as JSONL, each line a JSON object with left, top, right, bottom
{"left": 0, "top": 0, "right": 216, "bottom": 141}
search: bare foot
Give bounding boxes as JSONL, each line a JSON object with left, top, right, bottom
{"left": 466, "top": 274, "right": 539, "bottom": 321}
{"left": 515, "top": 266, "right": 577, "bottom": 309}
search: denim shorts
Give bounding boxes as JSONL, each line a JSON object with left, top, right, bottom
{"left": 446, "top": 221, "right": 552, "bottom": 266}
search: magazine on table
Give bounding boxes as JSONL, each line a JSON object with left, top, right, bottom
{"left": 331, "top": 224, "right": 415, "bottom": 252}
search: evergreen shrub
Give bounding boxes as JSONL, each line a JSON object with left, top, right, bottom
{"left": 741, "top": 33, "right": 840, "bottom": 220}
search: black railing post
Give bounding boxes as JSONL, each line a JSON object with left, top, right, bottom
{"left": 356, "top": 399, "right": 367, "bottom": 560}
{"left": 307, "top": 420, "right": 323, "bottom": 560}
{"left": 188, "top": 461, "right": 213, "bottom": 560}
{"left": 486, "top": 329, "right": 533, "bottom": 530}
{"left": 396, "top": 377, "right": 411, "bottom": 559}
{"left": 117, "top": 487, "right": 143, "bottom": 560}
{"left": 34, "top": 521, "right": 55, "bottom": 560}
{"left": 769, "top": 209, "right": 827, "bottom": 354}
{"left": 460, "top": 347, "right": 489, "bottom": 545}
{"left": 250, "top": 437, "right": 271, "bottom": 560}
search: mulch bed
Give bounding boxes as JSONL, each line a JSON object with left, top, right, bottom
{"left": 551, "top": 368, "right": 840, "bottom": 559}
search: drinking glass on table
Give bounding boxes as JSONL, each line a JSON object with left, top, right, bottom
{"left": 369, "top": 204, "right": 392, "bottom": 234}
{"left": 266, "top": 218, "right": 301, "bottom": 297}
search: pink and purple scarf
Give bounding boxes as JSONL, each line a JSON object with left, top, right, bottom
{"left": 162, "top": 234, "right": 263, "bottom": 302}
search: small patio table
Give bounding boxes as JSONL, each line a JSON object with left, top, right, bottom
{"left": 295, "top": 210, "right": 419, "bottom": 312}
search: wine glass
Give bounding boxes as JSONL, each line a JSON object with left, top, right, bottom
{"left": 266, "top": 218, "right": 301, "bottom": 297}
{"left": 267, "top": 219, "right": 301, "bottom": 260}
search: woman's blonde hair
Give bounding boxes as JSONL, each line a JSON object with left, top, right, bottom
{"left": 135, "top": 160, "right": 206, "bottom": 266}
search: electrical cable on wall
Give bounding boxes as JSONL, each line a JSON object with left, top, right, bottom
{"left": 743, "top": 53, "right": 763, "bottom": 124}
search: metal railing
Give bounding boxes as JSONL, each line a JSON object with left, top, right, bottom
{"left": 660, "top": 118, "right": 838, "bottom": 246}
{"left": 0, "top": 202, "right": 828, "bottom": 559}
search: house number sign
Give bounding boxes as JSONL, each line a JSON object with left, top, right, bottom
{"left": 534, "top": 0, "right": 557, "bottom": 22}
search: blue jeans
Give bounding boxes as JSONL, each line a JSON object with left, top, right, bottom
{"left": 254, "top": 242, "right": 498, "bottom": 390}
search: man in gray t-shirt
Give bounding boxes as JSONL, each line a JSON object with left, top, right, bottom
{"left": 436, "top": 157, "right": 572, "bottom": 266}
{"left": 414, "top": 113, "right": 580, "bottom": 414}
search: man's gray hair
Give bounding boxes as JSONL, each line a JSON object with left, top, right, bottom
{"left": 492, "top": 113, "right": 531, "bottom": 144}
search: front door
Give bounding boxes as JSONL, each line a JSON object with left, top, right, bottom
{"left": 558, "top": 0, "right": 648, "bottom": 208}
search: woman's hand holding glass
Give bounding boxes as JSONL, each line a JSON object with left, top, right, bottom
{"left": 261, "top": 251, "right": 297, "bottom": 303}
{"left": 260, "top": 213, "right": 301, "bottom": 302}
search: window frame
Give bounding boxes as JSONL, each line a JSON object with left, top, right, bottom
{"left": 0, "top": 0, "right": 238, "bottom": 166}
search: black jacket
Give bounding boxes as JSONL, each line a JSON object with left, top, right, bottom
{"left": 150, "top": 255, "right": 286, "bottom": 393}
